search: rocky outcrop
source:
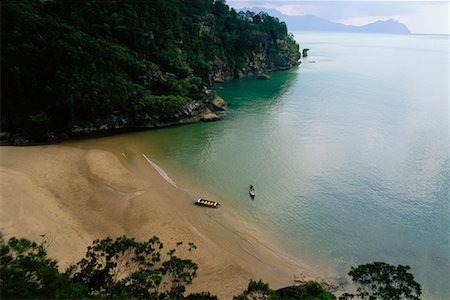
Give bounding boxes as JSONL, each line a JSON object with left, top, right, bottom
{"left": 2, "top": 47, "right": 298, "bottom": 145}
{"left": 1, "top": 2, "right": 301, "bottom": 145}
{"left": 302, "top": 48, "right": 310, "bottom": 57}
{"left": 257, "top": 73, "right": 271, "bottom": 80}
{"left": 2, "top": 85, "right": 229, "bottom": 145}
{"left": 212, "top": 96, "right": 227, "bottom": 110}
{"left": 210, "top": 39, "right": 300, "bottom": 84}
{"left": 293, "top": 273, "right": 343, "bottom": 293}
{"left": 202, "top": 111, "right": 221, "bottom": 122}
{"left": 69, "top": 97, "right": 224, "bottom": 136}
{"left": 211, "top": 56, "right": 234, "bottom": 83}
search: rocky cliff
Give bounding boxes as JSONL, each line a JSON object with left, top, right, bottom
{"left": 1, "top": 0, "right": 300, "bottom": 144}
{"left": 211, "top": 38, "right": 300, "bottom": 83}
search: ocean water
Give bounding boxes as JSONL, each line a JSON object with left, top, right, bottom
{"left": 124, "top": 32, "right": 449, "bottom": 298}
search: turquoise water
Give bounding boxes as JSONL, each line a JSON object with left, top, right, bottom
{"left": 128, "top": 32, "right": 449, "bottom": 298}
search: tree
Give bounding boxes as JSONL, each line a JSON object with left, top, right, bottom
{"left": 2, "top": 233, "right": 424, "bottom": 300}
{"left": 0, "top": 234, "right": 87, "bottom": 299}
{"left": 277, "top": 281, "right": 336, "bottom": 300}
{"left": 1, "top": 233, "right": 211, "bottom": 299}
{"left": 2, "top": 0, "right": 300, "bottom": 143}
{"left": 233, "top": 279, "right": 279, "bottom": 300}
{"left": 340, "top": 262, "right": 422, "bottom": 300}
{"left": 67, "top": 236, "right": 198, "bottom": 299}
{"left": 185, "top": 292, "right": 219, "bottom": 299}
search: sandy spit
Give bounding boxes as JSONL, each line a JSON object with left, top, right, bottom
{"left": 0, "top": 141, "right": 312, "bottom": 299}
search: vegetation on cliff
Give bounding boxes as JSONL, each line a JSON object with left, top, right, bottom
{"left": 1, "top": 0, "right": 300, "bottom": 143}
{"left": 1, "top": 233, "right": 422, "bottom": 299}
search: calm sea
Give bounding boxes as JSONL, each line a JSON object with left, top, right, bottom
{"left": 121, "top": 32, "right": 449, "bottom": 299}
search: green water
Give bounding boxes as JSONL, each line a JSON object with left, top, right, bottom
{"left": 120, "top": 32, "right": 449, "bottom": 299}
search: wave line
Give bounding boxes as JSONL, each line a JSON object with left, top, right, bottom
{"left": 142, "top": 154, "right": 178, "bottom": 188}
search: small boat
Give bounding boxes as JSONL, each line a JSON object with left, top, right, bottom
{"left": 249, "top": 185, "right": 256, "bottom": 198}
{"left": 194, "top": 197, "right": 221, "bottom": 208}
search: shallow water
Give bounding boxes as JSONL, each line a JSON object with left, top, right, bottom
{"left": 118, "top": 32, "right": 449, "bottom": 298}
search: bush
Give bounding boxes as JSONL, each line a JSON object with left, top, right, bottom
{"left": 340, "top": 262, "right": 422, "bottom": 300}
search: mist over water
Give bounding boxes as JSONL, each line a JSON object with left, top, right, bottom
{"left": 128, "top": 32, "right": 449, "bottom": 299}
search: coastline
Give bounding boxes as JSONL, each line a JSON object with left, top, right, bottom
{"left": 0, "top": 138, "right": 317, "bottom": 298}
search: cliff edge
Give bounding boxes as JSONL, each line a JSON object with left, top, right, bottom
{"left": 1, "top": 0, "right": 300, "bottom": 144}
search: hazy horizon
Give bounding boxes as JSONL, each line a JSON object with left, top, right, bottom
{"left": 229, "top": 1, "right": 450, "bottom": 35}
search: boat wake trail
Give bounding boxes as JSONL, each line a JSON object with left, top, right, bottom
{"left": 142, "top": 154, "right": 178, "bottom": 188}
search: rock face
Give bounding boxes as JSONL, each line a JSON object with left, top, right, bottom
{"left": 202, "top": 112, "right": 221, "bottom": 122}
{"left": 210, "top": 40, "right": 300, "bottom": 83}
{"left": 257, "top": 73, "right": 271, "bottom": 80}
{"left": 212, "top": 96, "right": 227, "bottom": 110}
{"left": 69, "top": 97, "right": 222, "bottom": 136}
{"left": 292, "top": 273, "right": 342, "bottom": 293}
{"left": 208, "top": 30, "right": 301, "bottom": 84}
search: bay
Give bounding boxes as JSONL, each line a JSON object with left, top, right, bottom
{"left": 121, "top": 32, "right": 449, "bottom": 299}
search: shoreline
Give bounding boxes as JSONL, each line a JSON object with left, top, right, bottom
{"left": 0, "top": 67, "right": 298, "bottom": 147}
{"left": 0, "top": 138, "right": 321, "bottom": 298}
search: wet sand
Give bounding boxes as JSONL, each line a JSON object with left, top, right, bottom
{"left": 0, "top": 140, "right": 314, "bottom": 298}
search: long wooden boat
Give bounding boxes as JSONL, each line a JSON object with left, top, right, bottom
{"left": 194, "top": 197, "right": 221, "bottom": 208}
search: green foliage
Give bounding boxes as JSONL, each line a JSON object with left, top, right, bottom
{"left": 141, "top": 95, "right": 192, "bottom": 111}
{"left": 0, "top": 234, "right": 87, "bottom": 299}
{"left": 67, "top": 235, "right": 198, "bottom": 299}
{"left": 234, "top": 279, "right": 279, "bottom": 300}
{"left": 1, "top": 233, "right": 199, "bottom": 299}
{"left": 1, "top": 0, "right": 300, "bottom": 141}
{"left": 1, "top": 0, "right": 148, "bottom": 137}
{"left": 275, "top": 281, "right": 336, "bottom": 300}
{"left": 340, "top": 262, "right": 422, "bottom": 300}
{"left": 1, "top": 233, "right": 424, "bottom": 300}
{"left": 185, "top": 292, "right": 219, "bottom": 299}
{"left": 30, "top": 112, "right": 49, "bottom": 122}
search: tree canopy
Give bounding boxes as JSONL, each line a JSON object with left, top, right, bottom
{"left": 340, "top": 262, "right": 422, "bottom": 300}
{"left": 1, "top": 234, "right": 201, "bottom": 299}
{"left": 0, "top": 234, "right": 87, "bottom": 299}
{"left": 1, "top": 0, "right": 300, "bottom": 142}
{"left": 1, "top": 233, "right": 422, "bottom": 300}
{"left": 233, "top": 279, "right": 279, "bottom": 300}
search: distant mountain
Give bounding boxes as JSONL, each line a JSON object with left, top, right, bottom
{"left": 241, "top": 7, "right": 411, "bottom": 35}
{"left": 357, "top": 19, "right": 411, "bottom": 34}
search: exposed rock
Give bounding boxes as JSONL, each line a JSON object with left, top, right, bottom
{"left": 293, "top": 273, "right": 344, "bottom": 294}
{"left": 198, "top": 22, "right": 212, "bottom": 36}
{"left": 212, "top": 96, "right": 227, "bottom": 110}
{"left": 197, "top": 14, "right": 214, "bottom": 37}
{"left": 213, "top": 77, "right": 224, "bottom": 83}
{"left": 293, "top": 273, "right": 317, "bottom": 283}
{"left": 211, "top": 56, "right": 228, "bottom": 83}
{"left": 257, "top": 73, "right": 271, "bottom": 80}
{"left": 203, "top": 112, "right": 221, "bottom": 122}
{"left": 202, "top": 108, "right": 222, "bottom": 121}
{"left": 302, "top": 48, "right": 310, "bottom": 57}
{"left": 321, "top": 280, "right": 340, "bottom": 292}
{"left": 277, "top": 66, "right": 291, "bottom": 71}
{"left": 12, "top": 136, "right": 30, "bottom": 145}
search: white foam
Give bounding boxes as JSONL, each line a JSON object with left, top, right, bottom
{"left": 142, "top": 154, "right": 178, "bottom": 188}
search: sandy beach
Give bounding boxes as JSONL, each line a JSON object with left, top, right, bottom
{"left": 0, "top": 139, "right": 313, "bottom": 298}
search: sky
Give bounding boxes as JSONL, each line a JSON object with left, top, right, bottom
{"left": 228, "top": 1, "right": 450, "bottom": 34}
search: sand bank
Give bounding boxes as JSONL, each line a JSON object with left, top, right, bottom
{"left": 0, "top": 140, "right": 314, "bottom": 298}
